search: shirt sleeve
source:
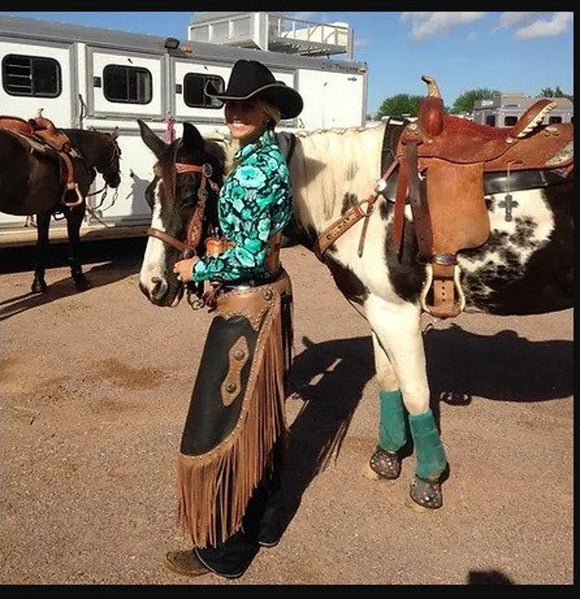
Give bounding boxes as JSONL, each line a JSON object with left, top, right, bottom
{"left": 191, "top": 147, "right": 291, "bottom": 283}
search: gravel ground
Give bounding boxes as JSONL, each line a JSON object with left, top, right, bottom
{"left": 0, "top": 238, "right": 574, "bottom": 586}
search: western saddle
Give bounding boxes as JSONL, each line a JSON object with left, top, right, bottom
{"left": 314, "top": 75, "right": 573, "bottom": 318}
{"left": 0, "top": 109, "right": 84, "bottom": 206}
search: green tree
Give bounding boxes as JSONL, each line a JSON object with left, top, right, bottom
{"left": 375, "top": 94, "right": 424, "bottom": 120}
{"left": 539, "top": 86, "right": 573, "bottom": 102}
{"left": 451, "top": 88, "right": 499, "bottom": 114}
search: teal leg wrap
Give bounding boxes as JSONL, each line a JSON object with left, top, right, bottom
{"left": 409, "top": 409, "right": 447, "bottom": 480}
{"left": 378, "top": 389, "right": 407, "bottom": 452}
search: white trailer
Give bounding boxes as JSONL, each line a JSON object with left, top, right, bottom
{"left": 0, "top": 12, "right": 369, "bottom": 246}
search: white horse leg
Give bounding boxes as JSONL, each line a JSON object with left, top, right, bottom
{"left": 365, "top": 295, "right": 447, "bottom": 510}
{"left": 363, "top": 331, "right": 407, "bottom": 482}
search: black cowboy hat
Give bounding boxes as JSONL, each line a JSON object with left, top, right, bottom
{"left": 205, "top": 59, "right": 303, "bottom": 120}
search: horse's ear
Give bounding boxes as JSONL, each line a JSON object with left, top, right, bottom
{"left": 137, "top": 118, "right": 167, "bottom": 159}
{"left": 182, "top": 121, "right": 204, "bottom": 150}
{"left": 112, "top": 126, "right": 119, "bottom": 140}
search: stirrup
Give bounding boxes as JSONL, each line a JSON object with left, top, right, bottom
{"left": 420, "top": 263, "right": 465, "bottom": 318}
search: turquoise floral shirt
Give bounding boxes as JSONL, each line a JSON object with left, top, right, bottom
{"left": 192, "top": 129, "right": 292, "bottom": 283}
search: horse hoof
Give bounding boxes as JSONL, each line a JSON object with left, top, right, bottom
{"left": 31, "top": 281, "right": 47, "bottom": 294}
{"left": 405, "top": 476, "right": 442, "bottom": 512}
{"left": 74, "top": 277, "right": 91, "bottom": 291}
{"left": 362, "top": 446, "right": 401, "bottom": 483}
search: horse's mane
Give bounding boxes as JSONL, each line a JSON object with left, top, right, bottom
{"left": 203, "top": 138, "right": 228, "bottom": 172}
{"left": 203, "top": 134, "right": 236, "bottom": 174}
{"left": 200, "top": 123, "right": 386, "bottom": 231}
{"left": 290, "top": 121, "right": 387, "bottom": 224}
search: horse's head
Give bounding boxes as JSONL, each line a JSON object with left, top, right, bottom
{"left": 94, "top": 127, "right": 122, "bottom": 188}
{"left": 137, "top": 118, "right": 225, "bottom": 307}
{"left": 67, "top": 127, "right": 122, "bottom": 191}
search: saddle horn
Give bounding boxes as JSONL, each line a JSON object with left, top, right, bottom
{"left": 418, "top": 74, "right": 445, "bottom": 138}
{"left": 33, "top": 108, "right": 58, "bottom": 135}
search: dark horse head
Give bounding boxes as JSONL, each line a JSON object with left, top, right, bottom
{"left": 64, "top": 127, "right": 122, "bottom": 193}
{"left": 137, "top": 119, "right": 225, "bottom": 307}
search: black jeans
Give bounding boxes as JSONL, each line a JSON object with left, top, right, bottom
{"left": 195, "top": 450, "right": 285, "bottom": 578}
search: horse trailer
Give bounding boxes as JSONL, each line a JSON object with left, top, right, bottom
{"left": 472, "top": 92, "right": 573, "bottom": 128}
{"left": 0, "top": 12, "right": 368, "bottom": 246}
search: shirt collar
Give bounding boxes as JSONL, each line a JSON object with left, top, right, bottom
{"left": 234, "top": 129, "right": 275, "bottom": 161}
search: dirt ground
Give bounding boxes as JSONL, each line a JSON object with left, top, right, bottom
{"left": 0, "top": 238, "right": 574, "bottom": 586}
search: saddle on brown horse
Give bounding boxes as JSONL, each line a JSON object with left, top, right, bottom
{"left": 0, "top": 109, "right": 84, "bottom": 206}
{"left": 392, "top": 75, "right": 573, "bottom": 318}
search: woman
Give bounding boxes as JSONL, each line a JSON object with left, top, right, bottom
{"left": 165, "top": 59, "right": 303, "bottom": 580}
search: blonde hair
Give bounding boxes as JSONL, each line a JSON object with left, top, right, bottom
{"left": 255, "top": 99, "right": 282, "bottom": 128}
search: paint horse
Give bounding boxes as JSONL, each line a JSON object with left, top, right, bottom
{"left": 136, "top": 75, "right": 573, "bottom": 512}
{"left": 0, "top": 111, "right": 121, "bottom": 292}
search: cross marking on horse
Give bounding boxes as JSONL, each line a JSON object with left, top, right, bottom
{"left": 498, "top": 193, "right": 519, "bottom": 222}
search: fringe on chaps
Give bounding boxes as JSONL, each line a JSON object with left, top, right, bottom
{"left": 176, "top": 270, "right": 293, "bottom": 548}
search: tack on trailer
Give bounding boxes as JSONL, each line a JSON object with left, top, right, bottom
{"left": 0, "top": 12, "right": 369, "bottom": 247}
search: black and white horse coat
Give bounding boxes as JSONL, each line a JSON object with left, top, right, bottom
{"left": 137, "top": 118, "right": 573, "bottom": 510}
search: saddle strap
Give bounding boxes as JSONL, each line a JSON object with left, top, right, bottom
{"left": 57, "top": 150, "right": 83, "bottom": 207}
{"left": 264, "top": 231, "right": 283, "bottom": 275}
{"left": 392, "top": 158, "right": 407, "bottom": 255}
{"left": 313, "top": 158, "right": 399, "bottom": 261}
{"left": 405, "top": 141, "right": 432, "bottom": 259}
{"left": 392, "top": 141, "right": 435, "bottom": 257}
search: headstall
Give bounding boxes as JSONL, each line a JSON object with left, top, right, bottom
{"left": 146, "top": 142, "right": 221, "bottom": 309}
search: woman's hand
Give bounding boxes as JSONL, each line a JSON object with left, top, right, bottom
{"left": 173, "top": 257, "right": 198, "bottom": 283}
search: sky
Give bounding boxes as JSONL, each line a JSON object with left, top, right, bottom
{"left": 0, "top": 11, "right": 573, "bottom": 117}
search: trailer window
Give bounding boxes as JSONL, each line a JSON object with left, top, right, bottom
{"left": 2, "top": 54, "right": 61, "bottom": 97}
{"left": 503, "top": 116, "right": 518, "bottom": 126}
{"left": 183, "top": 73, "right": 225, "bottom": 108}
{"left": 103, "top": 65, "right": 152, "bottom": 104}
{"left": 485, "top": 115, "right": 496, "bottom": 127}
{"left": 548, "top": 116, "right": 562, "bottom": 124}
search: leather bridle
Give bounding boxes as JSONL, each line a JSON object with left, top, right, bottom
{"left": 147, "top": 142, "right": 220, "bottom": 259}
{"left": 146, "top": 141, "right": 222, "bottom": 309}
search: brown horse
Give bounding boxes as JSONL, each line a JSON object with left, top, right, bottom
{"left": 0, "top": 120, "right": 121, "bottom": 292}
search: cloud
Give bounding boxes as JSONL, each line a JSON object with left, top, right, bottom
{"left": 496, "top": 12, "right": 540, "bottom": 29}
{"left": 513, "top": 12, "right": 573, "bottom": 39}
{"left": 400, "top": 12, "right": 486, "bottom": 41}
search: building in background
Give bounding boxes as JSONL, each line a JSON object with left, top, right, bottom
{"left": 0, "top": 12, "right": 367, "bottom": 246}
{"left": 473, "top": 92, "right": 573, "bottom": 127}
